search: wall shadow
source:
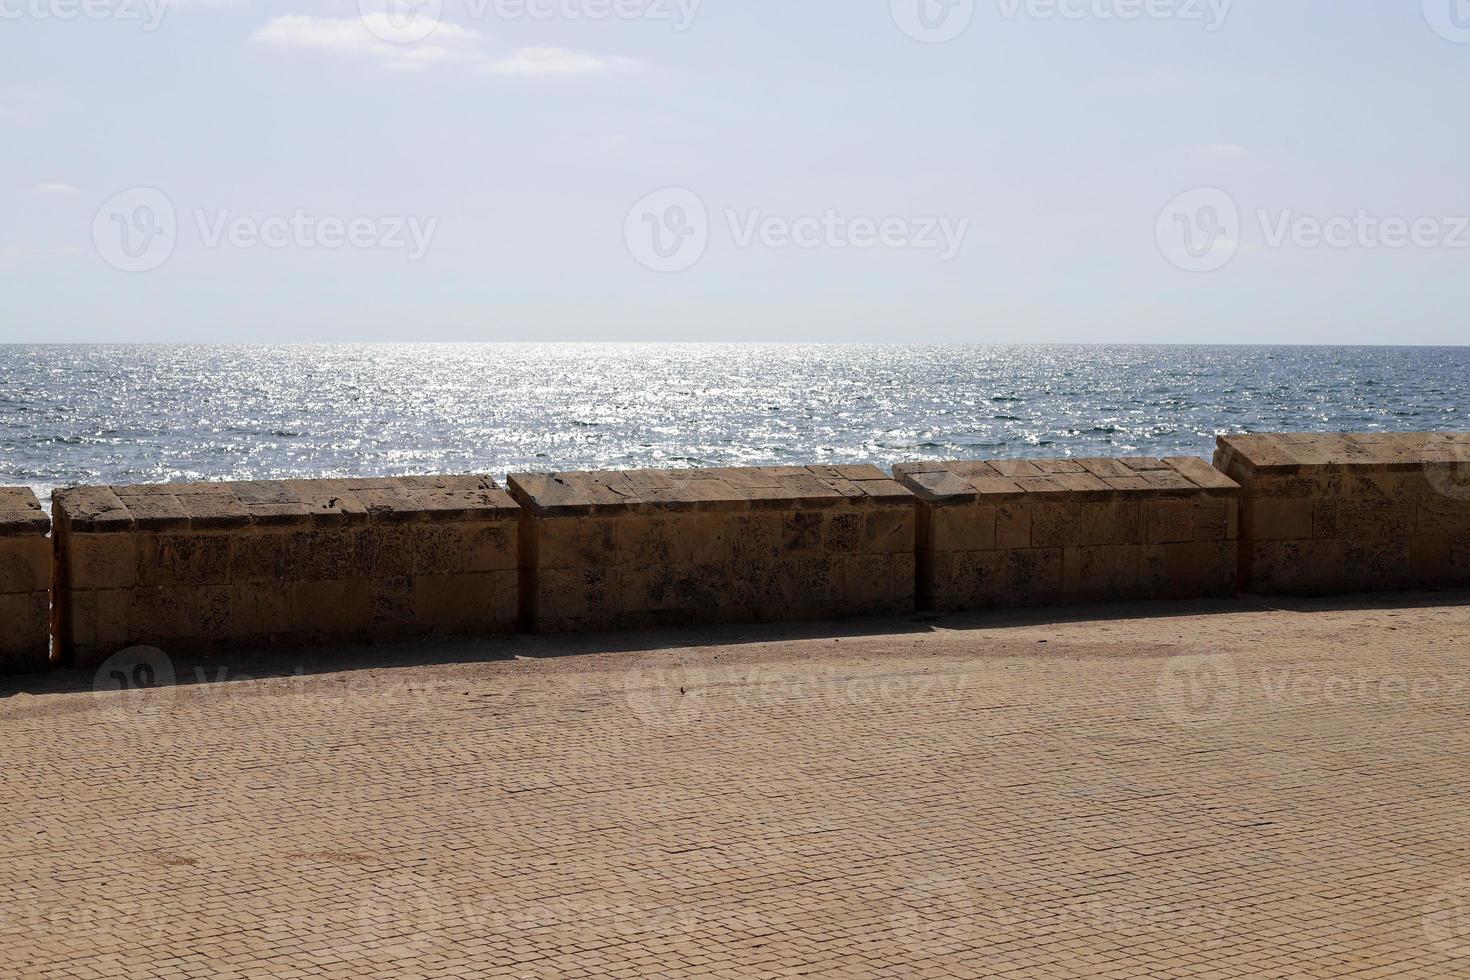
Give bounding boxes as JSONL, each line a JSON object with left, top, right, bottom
{"left": 3, "top": 587, "right": 1467, "bottom": 700}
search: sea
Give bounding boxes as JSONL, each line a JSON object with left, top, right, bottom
{"left": 1, "top": 344, "right": 1464, "bottom": 504}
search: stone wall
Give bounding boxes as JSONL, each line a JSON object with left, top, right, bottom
{"left": 13, "top": 434, "right": 1470, "bottom": 672}
{"left": 507, "top": 466, "right": 916, "bottom": 633}
{"left": 894, "top": 457, "right": 1239, "bottom": 611}
{"left": 1215, "top": 432, "right": 1470, "bottom": 595}
{"left": 52, "top": 476, "right": 519, "bottom": 667}
{"left": 0, "top": 488, "right": 51, "bottom": 674}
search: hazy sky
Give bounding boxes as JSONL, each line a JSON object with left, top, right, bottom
{"left": 2, "top": 1, "right": 1467, "bottom": 343}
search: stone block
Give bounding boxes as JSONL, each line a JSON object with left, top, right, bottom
{"left": 413, "top": 573, "right": 503, "bottom": 633}
{"left": 137, "top": 533, "right": 231, "bottom": 588}
{"left": 229, "top": 582, "right": 293, "bottom": 638}
{"left": 1242, "top": 497, "right": 1313, "bottom": 542}
{"left": 53, "top": 476, "right": 518, "bottom": 661}
{"left": 931, "top": 504, "right": 994, "bottom": 553}
{"left": 995, "top": 502, "right": 1032, "bottom": 550}
{"left": 843, "top": 554, "right": 895, "bottom": 604}
{"left": 0, "top": 591, "right": 49, "bottom": 674}
{"left": 617, "top": 515, "right": 694, "bottom": 566}
{"left": 783, "top": 511, "right": 826, "bottom": 553}
{"left": 67, "top": 533, "right": 139, "bottom": 590}
{"left": 821, "top": 511, "right": 864, "bottom": 554}
{"left": 1062, "top": 546, "right": 1141, "bottom": 601}
{"left": 897, "top": 457, "right": 1238, "bottom": 611}
{"left": 1220, "top": 433, "right": 1470, "bottom": 595}
{"left": 539, "top": 517, "right": 618, "bottom": 569}
{"left": 0, "top": 535, "right": 49, "bottom": 594}
{"left": 1146, "top": 497, "right": 1231, "bottom": 544}
{"left": 1141, "top": 541, "right": 1236, "bottom": 598}
{"left": 508, "top": 466, "right": 915, "bottom": 633}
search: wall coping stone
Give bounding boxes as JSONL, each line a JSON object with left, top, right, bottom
{"left": 507, "top": 465, "right": 915, "bottom": 516}
{"left": 1216, "top": 432, "right": 1467, "bottom": 475}
{"left": 894, "top": 456, "right": 1238, "bottom": 505}
{"left": 0, "top": 487, "right": 50, "bottom": 536}
{"left": 52, "top": 475, "right": 518, "bottom": 532}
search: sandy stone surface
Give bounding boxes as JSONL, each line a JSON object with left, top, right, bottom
{"left": 4, "top": 592, "right": 1470, "bottom": 978}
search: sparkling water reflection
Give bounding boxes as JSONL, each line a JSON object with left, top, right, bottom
{"left": 1, "top": 344, "right": 1464, "bottom": 502}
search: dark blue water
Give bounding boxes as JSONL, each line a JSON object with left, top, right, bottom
{"left": 0, "top": 344, "right": 1463, "bottom": 501}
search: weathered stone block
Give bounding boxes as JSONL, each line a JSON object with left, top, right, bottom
{"left": 0, "top": 591, "right": 49, "bottom": 672}
{"left": 1146, "top": 497, "right": 1232, "bottom": 544}
{"left": 413, "top": 573, "right": 501, "bottom": 633}
{"left": 231, "top": 531, "right": 288, "bottom": 583}
{"left": 1141, "top": 541, "right": 1235, "bottom": 599}
{"left": 53, "top": 476, "right": 518, "bottom": 663}
{"left": 139, "top": 532, "right": 233, "bottom": 587}
{"left": 0, "top": 534, "right": 49, "bottom": 594}
{"left": 931, "top": 504, "right": 994, "bottom": 552}
{"left": 896, "top": 457, "right": 1238, "bottom": 611}
{"left": 1062, "top": 546, "right": 1141, "bottom": 601}
{"left": 1218, "top": 433, "right": 1470, "bottom": 596}
{"left": 508, "top": 466, "right": 915, "bottom": 633}
{"left": 0, "top": 487, "right": 51, "bottom": 674}
{"left": 1242, "top": 496, "right": 1313, "bottom": 542}
{"left": 68, "top": 533, "right": 139, "bottom": 590}
{"left": 995, "top": 502, "right": 1032, "bottom": 550}
{"left": 539, "top": 517, "right": 618, "bottom": 569}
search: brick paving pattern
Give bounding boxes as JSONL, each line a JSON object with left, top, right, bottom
{"left": 3, "top": 594, "right": 1470, "bottom": 978}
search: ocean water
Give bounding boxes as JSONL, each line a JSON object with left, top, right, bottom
{"left": 1, "top": 344, "right": 1465, "bottom": 502}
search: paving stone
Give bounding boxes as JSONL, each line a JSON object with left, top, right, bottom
{"left": 2, "top": 597, "right": 1465, "bottom": 979}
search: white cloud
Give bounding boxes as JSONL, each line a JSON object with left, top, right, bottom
{"left": 251, "top": 16, "right": 641, "bottom": 77}
{"left": 250, "top": 15, "right": 483, "bottom": 71}
{"left": 482, "top": 46, "right": 642, "bottom": 77}
{"left": 33, "top": 182, "right": 79, "bottom": 197}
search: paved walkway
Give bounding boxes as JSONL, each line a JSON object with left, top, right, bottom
{"left": 4, "top": 593, "right": 1470, "bottom": 979}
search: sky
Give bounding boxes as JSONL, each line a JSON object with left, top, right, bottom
{"left": 1, "top": 0, "right": 1468, "bottom": 343}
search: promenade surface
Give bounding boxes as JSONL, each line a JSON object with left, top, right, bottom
{"left": 4, "top": 593, "right": 1470, "bottom": 979}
